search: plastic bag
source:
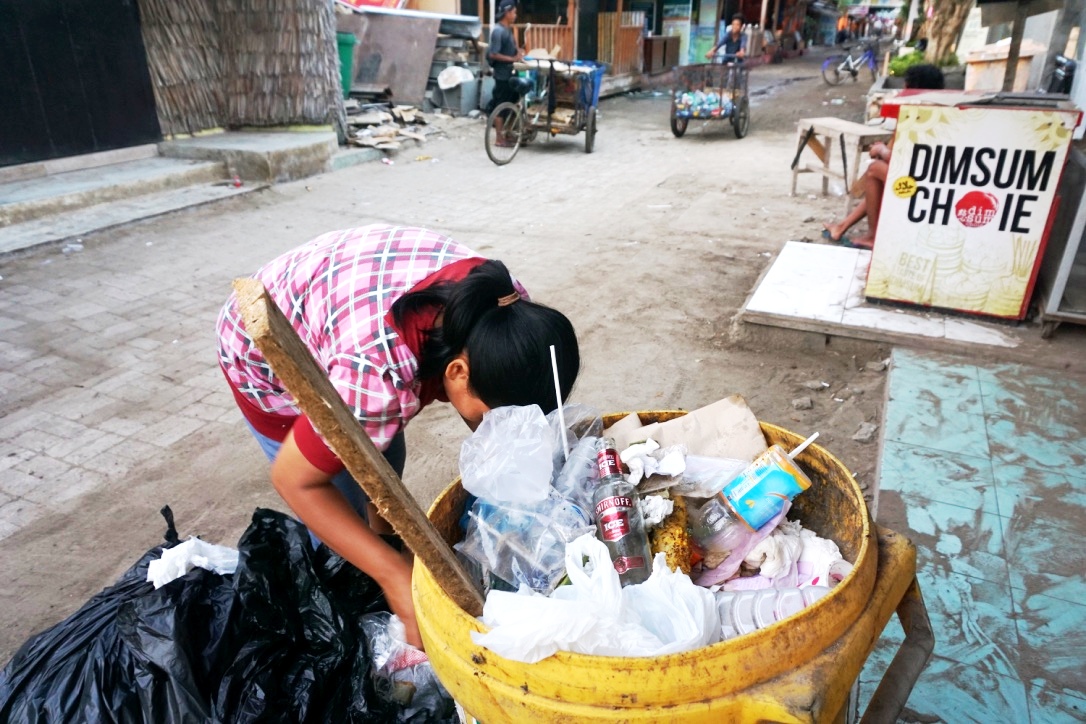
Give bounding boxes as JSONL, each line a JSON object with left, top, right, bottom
{"left": 666, "top": 454, "right": 749, "bottom": 497}
{"left": 471, "top": 534, "right": 719, "bottom": 663}
{"left": 359, "top": 613, "right": 456, "bottom": 723}
{"left": 0, "top": 507, "right": 425, "bottom": 724}
{"left": 459, "top": 405, "right": 554, "bottom": 504}
{"left": 454, "top": 491, "right": 594, "bottom": 594}
{"left": 0, "top": 506, "right": 231, "bottom": 724}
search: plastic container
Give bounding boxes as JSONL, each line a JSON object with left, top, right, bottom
{"left": 721, "top": 444, "right": 814, "bottom": 531}
{"left": 717, "top": 587, "right": 832, "bottom": 639}
{"left": 572, "top": 60, "right": 606, "bottom": 108}
{"left": 336, "top": 32, "right": 356, "bottom": 99}
{"left": 414, "top": 413, "right": 901, "bottom": 722}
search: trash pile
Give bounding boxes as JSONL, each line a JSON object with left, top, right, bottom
{"left": 454, "top": 396, "right": 853, "bottom": 664}
{"left": 0, "top": 508, "right": 457, "bottom": 723}
{"left": 674, "top": 89, "right": 735, "bottom": 119}
{"left": 345, "top": 101, "right": 435, "bottom": 151}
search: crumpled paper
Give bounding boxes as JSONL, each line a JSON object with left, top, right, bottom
{"left": 620, "top": 438, "right": 688, "bottom": 487}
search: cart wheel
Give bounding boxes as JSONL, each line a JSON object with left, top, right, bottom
{"left": 585, "top": 107, "right": 597, "bottom": 153}
{"left": 485, "top": 102, "right": 523, "bottom": 166}
{"left": 670, "top": 112, "right": 688, "bottom": 138}
{"left": 732, "top": 96, "right": 750, "bottom": 139}
{"left": 822, "top": 56, "right": 845, "bottom": 86}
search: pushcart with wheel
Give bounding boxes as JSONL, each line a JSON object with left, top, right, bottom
{"left": 485, "top": 58, "right": 604, "bottom": 166}
{"left": 669, "top": 59, "right": 750, "bottom": 139}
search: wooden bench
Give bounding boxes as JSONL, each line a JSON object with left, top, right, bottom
{"left": 790, "top": 117, "right": 894, "bottom": 214}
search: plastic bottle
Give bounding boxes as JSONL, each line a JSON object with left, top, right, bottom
{"left": 592, "top": 437, "right": 652, "bottom": 586}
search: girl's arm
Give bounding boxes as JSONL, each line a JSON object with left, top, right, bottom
{"left": 271, "top": 430, "right": 421, "bottom": 648}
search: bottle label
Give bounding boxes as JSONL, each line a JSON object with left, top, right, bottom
{"left": 612, "top": 556, "right": 646, "bottom": 574}
{"left": 596, "top": 448, "right": 622, "bottom": 479}
{"left": 595, "top": 496, "right": 633, "bottom": 541}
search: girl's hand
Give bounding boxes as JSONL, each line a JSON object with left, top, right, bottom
{"left": 381, "top": 557, "right": 423, "bottom": 649}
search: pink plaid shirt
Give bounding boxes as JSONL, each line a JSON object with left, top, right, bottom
{"left": 217, "top": 225, "right": 481, "bottom": 458}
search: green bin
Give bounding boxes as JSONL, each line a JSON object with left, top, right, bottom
{"left": 336, "top": 32, "right": 356, "bottom": 99}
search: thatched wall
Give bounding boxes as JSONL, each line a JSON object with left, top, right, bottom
{"left": 138, "top": 0, "right": 224, "bottom": 137}
{"left": 137, "top": 0, "right": 344, "bottom": 138}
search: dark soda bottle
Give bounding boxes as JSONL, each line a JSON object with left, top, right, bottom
{"left": 592, "top": 437, "right": 652, "bottom": 586}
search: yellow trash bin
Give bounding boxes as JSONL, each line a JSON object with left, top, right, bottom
{"left": 413, "top": 412, "right": 932, "bottom": 723}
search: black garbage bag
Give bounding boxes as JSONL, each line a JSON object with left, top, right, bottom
{"left": 0, "top": 507, "right": 455, "bottom": 724}
{"left": 0, "top": 506, "right": 229, "bottom": 723}
{"left": 212, "top": 509, "right": 393, "bottom": 723}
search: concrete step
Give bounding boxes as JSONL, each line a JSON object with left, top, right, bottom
{"left": 0, "top": 157, "right": 226, "bottom": 227}
{"left": 158, "top": 130, "right": 338, "bottom": 183}
{"left": 0, "top": 181, "right": 264, "bottom": 256}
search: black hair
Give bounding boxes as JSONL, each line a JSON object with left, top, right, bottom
{"left": 391, "top": 260, "right": 580, "bottom": 413}
{"left": 904, "top": 64, "right": 945, "bottom": 90}
{"left": 732, "top": 14, "right": 744, "bottom": 23}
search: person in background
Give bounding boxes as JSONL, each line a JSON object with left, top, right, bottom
{"left": 821, "top": 64, "right": 946, "bottom": 249}
{"left": 217, "top": 224, "right": 580, "bottom": 649}
{"left": 707, "top": 14, "right": 747, "bottom": 62}
{"left": 485, "top": 0, "right": 524, "bottom": 116}
{"left": 835, "top": 14, "right": 849, "bottom": 45}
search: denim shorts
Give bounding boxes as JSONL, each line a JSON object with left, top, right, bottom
{"left": 243, "top": 420, "right": 407, "bottom": 545}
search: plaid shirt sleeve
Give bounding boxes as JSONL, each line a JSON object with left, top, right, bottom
{"left": 327, "top": 354, "right": 409, "bottom": 453}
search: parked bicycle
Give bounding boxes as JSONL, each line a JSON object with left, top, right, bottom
{"left": 822, "top": 43, "right": 878, "bottom": 85}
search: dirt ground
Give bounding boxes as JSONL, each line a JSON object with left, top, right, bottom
{"left": 0, "top": 48, "right": 1053, "bottom": 662}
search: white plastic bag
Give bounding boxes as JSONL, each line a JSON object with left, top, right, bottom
{"left": 624, "top": 553, "right": 721, "bottom": 655}
{"left": 459, "top": 405, "right": 554, "bottom": 504}
{"left": 471, "top": 535, "right": 720, "bottom": 663}
{"left": 146, "top": 536, "right": 239, "bottom": 589}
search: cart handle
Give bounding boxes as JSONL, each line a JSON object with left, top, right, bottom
{"left": 859, "top": 577, "right": 935, "bottom": 723}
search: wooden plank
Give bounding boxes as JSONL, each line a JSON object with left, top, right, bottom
{"left": 232, "top": 278, "right": 485, "bottom": 617}
{"left": 807, "top": 136, "right": 827, "bottom": 164}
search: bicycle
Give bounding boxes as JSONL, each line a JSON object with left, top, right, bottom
{"left": 484, "top": 58, "right": 600, "bottom": 166}
{"left": 821, "top": 43, "right": 878, "bottom": 85}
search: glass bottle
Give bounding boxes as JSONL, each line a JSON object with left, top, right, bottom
{"left": 592, "top": 437, "right": 652, "bottom": 586}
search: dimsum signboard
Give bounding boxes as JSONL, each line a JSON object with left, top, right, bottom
{"left": 867, "top": 105, "right": 1081, "bottom": 319}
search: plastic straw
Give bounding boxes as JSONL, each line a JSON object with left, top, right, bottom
{"left": 788, "top": 432, "right": 819, "bottom": 460}
{"left": 549, "top": 345, "right": 569, "bottom": 462}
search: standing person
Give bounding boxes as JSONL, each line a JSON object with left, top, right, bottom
{"left": 707, "top": 14, "right": 747, "bottom": 61}
{"left": 217, "top": 224, "right": 580, "bottom": 648}
{"left": 485, "top": 0, "right": 525, "bottom": 115}
{"left": 835, "top": 14, "right": 849, "bottom": 45}
{"left": 821, "top": 64, "right": 946, "bottom": 249}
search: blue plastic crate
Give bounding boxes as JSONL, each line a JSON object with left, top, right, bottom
{"left": 572, "top": 60, "right": 606, "bottom": 109}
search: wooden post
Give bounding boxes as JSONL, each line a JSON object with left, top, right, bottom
{"left": 232, "top": 278, "right": 485, "bottom": 617}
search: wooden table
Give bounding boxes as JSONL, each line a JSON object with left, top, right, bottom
{"left": 790, "top": 117, "right": 893, "bottom": 214}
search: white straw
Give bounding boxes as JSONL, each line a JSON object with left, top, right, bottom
{"left": 549, "top": 345, "right": 569, "bottom": 461}
{"left": 788, "top": 432, "right": 819, "bottom": 460}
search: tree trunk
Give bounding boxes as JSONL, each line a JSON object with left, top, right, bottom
{"left": 925, "top": 0, "right": 972, "bottom": 65}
